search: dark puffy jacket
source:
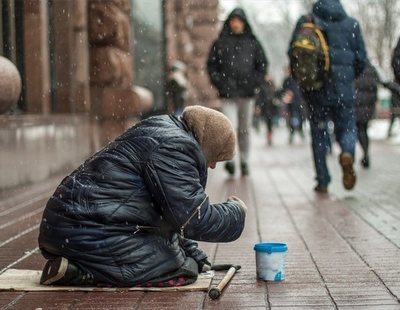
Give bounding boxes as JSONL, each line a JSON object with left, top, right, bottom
{"left": 207, "top": 8, "right": 268, "bottom": 98}
{"left": 355, "top": 62, "right": 379, "bottom": 123}
{"left": 38, "top": 115, "right": 245, "bottom": 286}
{"left": 255, "top": 80, "right": 277, "bottom": 118}
{"left": 391, "top": 38, "right": 400, "bottom": 110}
{"left": 290, "top": 0, "right": 367, "bottom": 105}
{"left": 393, "top": 38, "right": 400, "bottom": 83}
{"left": 282, "top": 77, "right": 305, "bottom": 120}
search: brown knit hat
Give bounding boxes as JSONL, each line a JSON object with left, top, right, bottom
{"left": 182, "top": 105, "right": 236, "bottom": 163}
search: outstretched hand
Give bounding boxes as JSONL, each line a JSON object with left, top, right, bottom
{"left": 228, "top": 195, "right": 248, "bottom": 213}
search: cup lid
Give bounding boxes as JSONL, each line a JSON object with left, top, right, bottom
{"left": 254, "top": 242, "right": 288, "bottom": 254}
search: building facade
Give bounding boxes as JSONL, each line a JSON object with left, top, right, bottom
{"left": 164, "top": 0, "right": 220, "bottom": 107}
{"left": 0, "top": 0, "right": 219, "bottom": 190}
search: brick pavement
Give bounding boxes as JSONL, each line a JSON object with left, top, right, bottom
{"left": 0, "top": 123, "right": 399, "bottom": 309}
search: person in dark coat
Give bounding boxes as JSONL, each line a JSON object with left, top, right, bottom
{"left": 38, "top": 105, "right": 247, "bottom": 287}
{"left": 207, "top": 7, "right": 268, "bottom": 176}
{"left": 289, "top": 0, "right": 367, "bottom": 193}
{"left": 255, "top": 75, "right": 278, "bottom": 145}
{"left": 355, "top": 61, "right": 379, "bottom": 168}
{"left": 166, "top": 60, "right": 188, "bottom": 116}
{"left": 388, "top": 37, "right": 400, "bottom": 138}
{"left": 281, "top": 74, "right": 305, "bottom": 144}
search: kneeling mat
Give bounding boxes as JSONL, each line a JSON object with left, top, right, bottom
{"left": 0, "top": 269, "right": 214, "bottom": 292}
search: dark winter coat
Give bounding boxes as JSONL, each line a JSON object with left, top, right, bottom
{"left": 207, "top": 8, "right": 268, "bottom": 98}
{"left": 290, "top": 0, "right": 367, "bottom": 106}
{"left": 255, "top": 80, "right": 277, "bottom": 119}
{"left": 391, "top": 37, "right": 400, "bottom": 110}
{"left": 166, "top": 78, "right": 186, "bottom": 111}
{"left": 282, "top": 77, "right": 305, "bottom": 120}
{"left": 355, "top": 62, "right": 379, "bottom": 123}
{"left": 38, "top": 115, "right": 245, "bottom": 286}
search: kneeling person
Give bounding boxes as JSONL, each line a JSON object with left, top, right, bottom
{"left": 38, "top": 105, "right": 247, "bottom": 287}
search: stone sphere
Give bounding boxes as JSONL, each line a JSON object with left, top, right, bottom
{"left": 0, "top": 56, "right": 22, "bottom": 114}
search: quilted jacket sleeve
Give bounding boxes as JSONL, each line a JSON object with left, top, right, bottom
{"left": 254, "top": 40, "right": 268, "bottom": 86}
{"left": 207, "top": 40, "right": 222, "bottom": 90}
{"left": 352, "top": 21, "right": 367, "bottom": 78}
{"left": 143, "top": 137, "right": 246, "bottom": 243}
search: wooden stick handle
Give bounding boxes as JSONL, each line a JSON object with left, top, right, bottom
{"left": 209, "top": 266, "right": 237, "bottom": 299}
{"left": 217, "top": 266, "right": 236, "bottom": 291}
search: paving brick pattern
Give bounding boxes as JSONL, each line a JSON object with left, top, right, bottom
{"left": 0, "top": 125, "right": 400, "bottom": 309}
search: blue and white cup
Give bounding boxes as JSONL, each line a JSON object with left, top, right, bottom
{"left": 254, "top": 242, "right": 288, "bottom": 281}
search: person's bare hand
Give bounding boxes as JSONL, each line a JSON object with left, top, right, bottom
{"left": 282, "top": 90, "right": 294, "bottom": 104}
{"left": 228, "top": 195, "right": 247, "bottom": 213}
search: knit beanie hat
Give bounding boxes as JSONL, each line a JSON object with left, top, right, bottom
{"left": 182, "top": 105, "right": 236, "bottom": 163}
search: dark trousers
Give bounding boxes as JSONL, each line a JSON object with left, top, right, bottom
{"left": 305, "top": 93, "right": 356, "bottom": 187}
{"left": 264, "top": 115, "right": 273, "bottom": 133}
{"left": 388, "top": 113, "right": 398, "bottom": 137}
{"left": 356, "top": 121, "right": 369, "bottom": 159}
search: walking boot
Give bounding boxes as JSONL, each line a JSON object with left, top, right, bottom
{"left": 40, "top": 257, "right": 95, "bottom": 286}
{"left": 224, "top": 161, "right": 235, "bottom": 176}
{"left": 361, "top": 156, "right": 370, "bottom": 168}
{"left": 339, "top": 153, "right": 356, "bottom": 190}
{"left": 314, "top": 184, "right": 328, "bottom": 194}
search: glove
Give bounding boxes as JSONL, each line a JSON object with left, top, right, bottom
{"left": 228, "top": 195, "right": 248, "bottom": 214}
{"left": 179, "top": 237, "right": 211, "bottom": 272}
{"left": 198, "top": 258, "right": 211, "bottom": 272}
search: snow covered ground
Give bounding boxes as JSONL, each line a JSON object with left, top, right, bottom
{"left": 369, "top": 119, "right": 400, "bottom": 144}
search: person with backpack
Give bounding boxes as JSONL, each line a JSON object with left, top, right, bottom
{"left": 355, "top": 61, "right": 379, "bottom": 168}
{"left": 207, "top": 7, "right": 268, "bottom": 176}
{"left": 289, "top": 0, "right": 366, "bottom": 193}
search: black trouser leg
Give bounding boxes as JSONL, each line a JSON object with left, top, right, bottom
{"left": 388, "top": 113, "right": 396, "bottom": 137}
{"left": 356, "top": 121, "right": 369, "bottom": 159}
{"left": 265, "top": 117, "right": 273, "bottom": 133}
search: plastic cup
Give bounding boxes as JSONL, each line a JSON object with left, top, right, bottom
{"left": 254, "top": 242, "right": 288, "bottom": 281}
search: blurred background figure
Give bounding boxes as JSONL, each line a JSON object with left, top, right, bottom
{"left": 387, "top": 37, "right": 400, "bottom": 138}
{"left": 281, "top": 67, "right": 305, "bottom": 144}
{"left": 166, "top": 61, "right": 188, "bottom": 116}
{"left": 355, "top": 61, "right": 379, "bottom": 168}
{"left": 255, "top": 75, "right": 278, "bottom": 146}
{"left": 207, "top": 7, "right": 268, "bottom": 176}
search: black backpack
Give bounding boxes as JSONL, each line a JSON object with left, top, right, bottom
{"left": 290, "top": 15, "right": 330, "bottom": 91}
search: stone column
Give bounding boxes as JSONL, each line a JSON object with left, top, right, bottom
{"left": 164, "top": 0, "right": 220, "bottom": 107}
{"left": 72, "top": 0, "right": 91, "bottom": 113}
{"left": 88, "top": 0, "right": 137, "bottom": 146}
{"left": 23, "top": 0, "right": 51, "bottom": 114}
{"left": 51, "top": 0, "right": 90, "bottom": 113}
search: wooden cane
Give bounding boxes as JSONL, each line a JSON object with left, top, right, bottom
{"left": 208, "top": 265, "right": 241, "bottom": 300}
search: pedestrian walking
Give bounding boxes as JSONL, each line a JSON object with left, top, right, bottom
{"left": 166, "top": 60, "right": 188, "bottom": 116}
{"left": 207, "top": 7, "right": 268, "bottom": 176}
{"left": 281, "top": 73, "right": 305, "bottom": 144}
{"left": 355, "top": 61, "right": 379, "bottom": 168}
{"left": 255, "top": 75, "right": 278, "bottom": 146}
{"left": 387, "top": 37, "right": 400, "bottom": 138}
{"left": 289, "top": 0, "right": 367, "bottom": 193}
{"left": 38, "top": 105, "right": 247, "bottom": 287}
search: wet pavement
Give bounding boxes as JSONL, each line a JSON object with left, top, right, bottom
{"left": 1, "top": 121, "right": 400, "bottom": 309}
